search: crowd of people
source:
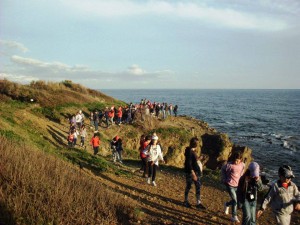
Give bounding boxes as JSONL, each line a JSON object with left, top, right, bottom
{"left": 88, "top": 100, "right": 179, "bottom": 131}
{"left": 66, "top": 105, "right": 299, "bottom": 225}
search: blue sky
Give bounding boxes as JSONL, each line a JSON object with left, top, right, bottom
{"left": 1, "top": 0, "right": 300, "bottom": 89}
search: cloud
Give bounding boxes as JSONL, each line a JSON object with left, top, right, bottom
{"left": 0, "top": 39, "right": 28, "bottom": 54}
{"left": 62, "top": 0, "right": 292, "bottom": 31}
{"left": 1, "top": 54, "right": 173, "bottom": 88}
{"left": 127, "top": 64, "right": 145, "bottom": 76}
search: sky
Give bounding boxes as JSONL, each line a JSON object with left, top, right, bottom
{"left": 1, "top": 0, "right": 300, "bottom": 89}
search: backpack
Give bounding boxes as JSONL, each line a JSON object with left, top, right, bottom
{"left": 68, "top": 134, "right": 74, "bottom": 142}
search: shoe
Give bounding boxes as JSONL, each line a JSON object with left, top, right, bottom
{"left": 224, "top": 203, "right": 229, "bottom": 215}
{"left": 152, "top": 181, "right": 157, "bottom": 186}
{"left": 231, "top": 216, "right": 240, "bottom": 223}
{"left": 196, "top": 203, "right": 206, "bottom": 210}
{"left": 147, "top": 178, "right": 151, "bottom": 184}
{"left": 184, "top": 201, "right": 191, "bottom": 208}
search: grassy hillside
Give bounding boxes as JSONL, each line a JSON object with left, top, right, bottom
{"left": 1, "top": 80, "right": 299, "bottom": 225}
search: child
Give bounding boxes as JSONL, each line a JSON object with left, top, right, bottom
{"left": 110, "top": 136, "right": 123, "bottom": 163}
{"left": 221, "top": 152, "right": 245, "bottom": 223}
{"left": 80, "top": 124, "right": 87, "bottom": 148}
{"left": 257, "top": 165, "right": 300, "bottom": 225}
{"left": 140, "top": 135, "right": 151, "bottom": 177}
{"left": 146, "top": 135, "right": 165, "bottom": 187}
{"left": 237, "top": 162, "right": 263, "bottom": 225}
{"left": 90, "top": 131, "right": 101, "bottom": 155}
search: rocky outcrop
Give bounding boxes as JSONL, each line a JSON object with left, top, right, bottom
{"left": 200, "top": 133, "right": 252, "bottom": 170}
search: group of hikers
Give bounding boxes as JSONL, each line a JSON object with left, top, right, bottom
{"left": 88, "top": 100, "right": 179, "bottom": 131}
{"left": 66, "top": 106, "right": 299, "bottom": 225}
{"left": 182, "top": 136, "right": 300, "bottom": 225}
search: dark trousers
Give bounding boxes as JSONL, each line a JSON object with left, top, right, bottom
{"left": 141, "top": 157, "right": 148, "bottom": 176}
{"left": 93, "top": 146, "right": 99, "bottom": 155}
{"left": 184, "top": 172, "right": 201, "bottom": 203}
{"left": 148, "top": 162, "right": 157, "bottom": 181}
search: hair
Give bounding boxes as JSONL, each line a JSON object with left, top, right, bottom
{"left": 145, "top": 135, "right": 152, "bottom": 141}
{"left": 189, "top": 137, "right": 199, "bottom": 148}
{"left": 232, "top": 151, "right": 243, "bottom": 161}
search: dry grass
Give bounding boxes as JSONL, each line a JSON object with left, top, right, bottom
{"left": 0, "top": 136, "right": 134, "bottom": 225}
{"left": 0, "top": 79, "right": 116, "bottom": 108}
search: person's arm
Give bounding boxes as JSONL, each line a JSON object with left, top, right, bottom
{"left": 256, "top": 177, "right": 263, "bottom": 191}
{"left": 158, "top": 146, "right": 165, "bottom": 163}
{"left": 221, "top": 164, "right": 228, "bottom": 184}
{"left": 293, "top": 184, "right": 300, "bottom": 211}
{"left": 257, "top": 184, "right": 276, "bottom": 218}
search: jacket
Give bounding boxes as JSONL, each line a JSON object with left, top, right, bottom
{"left": 260, "top": 180, "right": 300, "bottom": 215}
{"left": 221, "top": 161, "right": 245, "bottom": 187}
{"left": 184, "top": 147, "right": 201, "bottom": 175}
{"left": 147, "top": 144, "right": 164, "bottom": 166}
{"left": 237, "top": 170, "right": 263, "bottom": 205}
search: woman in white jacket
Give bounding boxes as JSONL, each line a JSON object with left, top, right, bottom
{"left": 146, "top": 135, "right": 165, "bottom": 186}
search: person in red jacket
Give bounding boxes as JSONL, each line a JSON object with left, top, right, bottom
{"left": 108, "top": 107, "right": 115, "bottom": 127}
{"left": 117, "top": 106, "right": 123, "bottom": 125}
{"left": 90, "top": 131, "right": 101, "bottom": 155}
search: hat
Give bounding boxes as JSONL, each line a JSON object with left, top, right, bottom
{"left": 152, "top": 135, "right": 158, "bottom": 140}
{"left": 114, "top": 136, "right": 119, "bottom": 141}
{"left": 248, "top": 162, "right": 260, "bottom": 177}
{"left": 278, "top": 165, "right": 295, "bottom": 179}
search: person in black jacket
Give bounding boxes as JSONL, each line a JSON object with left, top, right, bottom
{"left": 184, "top": 137, "right": 206, "bottom": 210}
{"left": 237, "top": 161, "right": 263, "bottom": 225}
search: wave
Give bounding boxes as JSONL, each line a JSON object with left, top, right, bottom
{"left": 282, "top": 140, "right": 298, "bottom": 151}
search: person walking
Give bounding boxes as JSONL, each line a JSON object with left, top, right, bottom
{"left": 146, "top": 135, "right": 165, "bottom": 186}
{"left": 183, "top": 137, "right": 206, "bottom": 210}
{"left": 257, "top": 165, "right": 300, "bottom": 225}
{"left": 79, "top": 124, "right": 87, "bottom": 148}
{"left": 221, "top": 152, "right": 245, "bottom": 223}
{"left": 140, "top": 135, "right": 151, "bottom": 177}
{"left": 237, "top": 162, "right": 263, "bottom": 225}
{"left": 90, "top": 131, "right": 101, "bottom": 155}
{"left": 173, "top": 105, "right": 178, "bottom": 117}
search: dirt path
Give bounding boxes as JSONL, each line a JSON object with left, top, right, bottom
{"left": 46, "top": 115, "right": 298, "bottom": 225}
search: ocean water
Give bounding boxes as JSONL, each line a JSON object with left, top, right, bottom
{"left": 102, "top": 89, "right": 300, "bottom": 184}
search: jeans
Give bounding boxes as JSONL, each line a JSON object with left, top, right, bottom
{"left": 242, "top": 200, "right": 256, "bottom": 225}
{"left": 184, "top": 173, "right": 201, "bottom": 203}
{"left": 225, "top": 185, "right": 238, "bottom": 216}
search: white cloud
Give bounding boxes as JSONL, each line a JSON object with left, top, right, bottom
{"left": 62, "top": 0, "right": 292, "bottom": 31}
{"left": 0, "top": 39, "right": 28, "bottom": 53}
{"left": 127, "top": 64, "right": 145, "bottom": 76}
{"left": 1, "top": 54, "right": 172, "bottom": 87}
{"left": 0, "top": 72, "right": 38, "bottom": 82}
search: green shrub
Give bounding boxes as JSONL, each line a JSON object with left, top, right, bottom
{"left": 0, "top": 130, "right": 23, "bottom": 142}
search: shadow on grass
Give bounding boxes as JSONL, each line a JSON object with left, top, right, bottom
{"left": 0, "top": 201, "right": 17, "bottom": 225}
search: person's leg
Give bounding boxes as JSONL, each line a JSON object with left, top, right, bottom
{"left": 152, "top": 164, "right": 157, "bottom": 182}
{"left": 249, "top": 201, "right": 257, "bottom": 225}
{"left": 184, "top": 173, "right": 193, "bottom": 204}
{"left": 242, "top": 200, "right": 251, "bottom": 225}
{"left": 94, "top": 146, "right": 99, "bottom": 155}
{"left": 73, "top": 138, "right": 77, "bottom": 146}
{"left": 194, "top": 175, "right": 201, "bottom": 204}
{"left": 275, "top": 213, "right": 291, "bottom": 225}
{"left": 147, "top": 162, "right": 153, "bottom": 184}
{"left": 225, "top": 185, "right": 238, "bottom": 217}
{"left": 117, "top": 150, "right": 122, "bottom": 162}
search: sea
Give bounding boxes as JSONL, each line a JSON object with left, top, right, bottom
{"left": 101, "top": 89, "right": 300, "bottom": 185}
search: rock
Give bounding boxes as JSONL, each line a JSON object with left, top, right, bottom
{"left": 200, "top": 133, "right": 252, "bottom": 170}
